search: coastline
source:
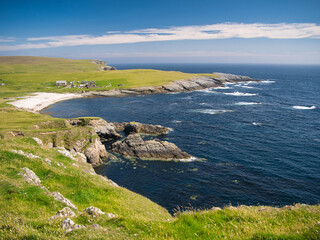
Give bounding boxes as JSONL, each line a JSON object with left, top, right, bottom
{"left": 9, "top": 72, "right": 256, "bottom": 113}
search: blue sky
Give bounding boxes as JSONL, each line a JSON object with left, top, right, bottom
{"left": 1, "top": 0, "right": 320, "bottom": 64}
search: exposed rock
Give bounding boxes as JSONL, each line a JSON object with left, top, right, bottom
{"left": 111, "top": 122, "right": 127, "bottom": 132}
{"left": 57, "top": 147, "right": 77, "bottom": 161}
{"left": 49, "top": 207, "right": 76, "bottom": 220}
{"left": 11, "top": 131, "right": 24, "bottom": 137}
{"left": 61, "top": 218, "right": 74, "bottom": 229}
{"left": 107, "top": 213, "right": 116, "bottom": 219}
{"left": 91, "top": 223, "right": 102, "bottom": 229}
{"left": 124, "top": 122, "right": 172, "bottom": 136}
{"left": 56, "top": 162, "right": 66, "bottom": 168}
{"left": 91, "top": 60, "right": 106, "bottom": 66}
{"left": 48, "top": 192, "right": 77, "bottom": 210}
{"left": 12, "top": 150, "right": 41, "bottom": 159}
{"left": 111, "top": 134, "right": 192, "bottom": 161}
{"left": 72, "top": 163, "right": 79, "bottom": 167}
{"left": 85, "top": 138, "right": 108, "bottom": 166}
{"left": 44, "top": 158, "right": 52, "bottom": 165}
{"left": 102, "top": 66, "right": 117, "bottom": 71}
{"left": 213, "top": 72, "right": 254, "bottom": 82}
{"left": 84, "top": 206, "right": 105, "bottom": 218}
{"left": 211, "top": 207, "right": 222, "bottom": 211}
{"left": 32, "top": 137, "right": 43, "bottom": 147}
{"left": 61, "top": 218, "right": 85, "bottom": 233}
{"left": 88, "top": 119, "right": 122, "bottom": 142}
{"left": 17, "top": 167, "right": 41, "bottom": 186}
{"left": 70, "top": 149, "right": 87, "bottom": 163}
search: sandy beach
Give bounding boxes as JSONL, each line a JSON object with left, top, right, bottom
{"left": 9, "top": 92, "right": 83, "bottom": 113}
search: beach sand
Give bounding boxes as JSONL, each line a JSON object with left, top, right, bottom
{"left": 9, "top": 92, "right": 82, "bottom": 113}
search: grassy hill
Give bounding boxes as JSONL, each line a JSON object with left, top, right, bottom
{"left": 0, "top": 56, "right": 213, "bottom": 97}
{"left": 0, "top": 56, "right": 319, "bottom": 239}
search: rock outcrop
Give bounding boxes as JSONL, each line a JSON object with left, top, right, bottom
{"left": 18, "top": 167, "right": 41, "bottom": 186}
{"left": 85, "top": 73, "right": 256, "bottom": 98}
{"left": 123, "top": 122, "right": 172, "bottom": 136}
{"left": 85, "top": 138, "right": 109, "bottom": 166}
{"left": 61, "top": 218, "right": 85, "bottom": 233}
{"left": 212, "top": 72, "right": 254, "bottom": 82}
{"left": 84, "top": 206, "right": 105, "bottom": 218}
{"left": 111, "top": 134, "right": 192, "bottom": 160}
{"left": 48, "top": 192, "right": 78, "bottom": 210}
{"left": 49, "top": 207, "right": 76, "bottom": 220}
{"left": 87, "top": 119, "right": 122, "bottom": 142}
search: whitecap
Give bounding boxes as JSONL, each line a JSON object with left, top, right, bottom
{"left": 252, "top": 122, "right": 263, "bottom": 126}
{"left": 179, "top": 156, "right": 198, "bottom": 162}
{"left": 195, "top": 109, "right": 234, "bottom": 115}
{"left": 173, "top": 120, "right": 182, "bottom": 123}
{"left": 196, "top": 88, "right": 217, "bottom": 93}
{"left": 214, "top": 86, "right": 231, "bottom": 89}
{"left": 240, "top": 86, "right": 256, "bottom": 89}
{"left": 292, "top": 105, "right": 316, "bottom": 110}
{"left": 234, "top": 102, "right": 261, "bottom": 105}
{"left": 224, "top": 91, "right": 258, "bottom": 96}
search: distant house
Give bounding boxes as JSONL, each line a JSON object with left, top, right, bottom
{"left": 86, "top": 81, "right": 96, "bottom": 88}
{"left": 56, "top": 80, "right": 67, "bottom": 86}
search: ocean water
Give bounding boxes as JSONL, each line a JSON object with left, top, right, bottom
{"left": 43, "top": 64, "right": 320, "bottom": 213}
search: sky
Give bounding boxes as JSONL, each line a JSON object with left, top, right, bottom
{"left": 0, "top": 0, "right": 320, "bottom": 64}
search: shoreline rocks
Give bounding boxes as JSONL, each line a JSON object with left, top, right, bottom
{"left": 85, "top": 73, "right": 257, "bottom": 98}
{"left": 111, "top": 134, "right": 192, "bottom": 161}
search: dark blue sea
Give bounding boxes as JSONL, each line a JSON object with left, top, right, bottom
{"left": 43, "top": 64, "right": 320, "bottom": 213}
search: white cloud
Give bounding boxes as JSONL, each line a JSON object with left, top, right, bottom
{"left": 1, "top": 23, "right": 320, "bottom": 51}
{"left": 0, "top": 37, "right": 15, "bottom": 43}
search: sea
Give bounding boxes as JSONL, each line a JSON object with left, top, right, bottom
{"left": 42, "top": 64, "right": 320, "bottom": 213}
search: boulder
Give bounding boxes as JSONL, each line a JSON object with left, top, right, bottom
{"left": 124, "top": 122, "right": 171, "bottom": 136}
{"left": 111, "top": 134, "right": 192, "bottom": 160}
{"left": 84, "top": 206, "right": 105, "bottom": 218}
{"left": 61, "top": 218, "right": 85, "bottom": 233}
{"left": 49, "top": 207, "right": 76, "bottom": 220}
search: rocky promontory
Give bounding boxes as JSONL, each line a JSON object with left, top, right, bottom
{"left": 83, "top": 72, "right": 257, "bottom": 97}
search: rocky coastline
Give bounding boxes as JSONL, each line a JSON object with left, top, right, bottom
{"left": 10, "top": 72, "right": 257, "bottom": 166}
{"left": 83, "top": 72, "right": 256, "bottom": 98}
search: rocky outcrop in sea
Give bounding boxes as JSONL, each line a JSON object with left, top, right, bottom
{"left": 111, "top": 134, "right": 192, "bottom": 161}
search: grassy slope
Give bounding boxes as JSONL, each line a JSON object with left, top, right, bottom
{"left": 0, "top": 57, "right": 319, "bottom": 239}
{"left": 0, "top": 56, "right": 213, "bottom": 97}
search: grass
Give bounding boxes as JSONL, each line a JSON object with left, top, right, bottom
{"left": 1, "top": 101, "right": 319, "bottom": 240}
{"left": 0, "top": 56, "right": 319, "bottom": 239}
{"left": 0, "top": 56, "right": 216, "bottom": 97}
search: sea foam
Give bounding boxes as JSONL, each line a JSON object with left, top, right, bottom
{"left": 195, "top": 109, "right": 234, "bottom": 115}
{"left": 224, "top": 91, "right": 257, "bottom": 96}
{"left": 292, "top": 105, "right": 316, "bottom": 110}
{"left": 235, "top": 102, "right": 261, "bottom": 105}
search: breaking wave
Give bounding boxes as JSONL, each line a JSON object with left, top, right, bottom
{"left": 292, "top": 105, "right": 316, "bottom": 110}
{"left": 234, "top": 102, "right": 261, "bottom": 105}
{"left": 194, "top": 109, "right": 234, "bottom": 115}
{"left": 224, "top": 91, "right": 258, "bottom": 96}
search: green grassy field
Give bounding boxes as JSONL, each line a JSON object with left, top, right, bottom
{"left": 0, "top": 57, "right": 319, "bottom": 239}
{"left": 0, "top": 56, "right": 214, "bottom": 97}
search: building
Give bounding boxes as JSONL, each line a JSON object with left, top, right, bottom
{"left": 56, "top": 80, "right": 67, "bottom": 86}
